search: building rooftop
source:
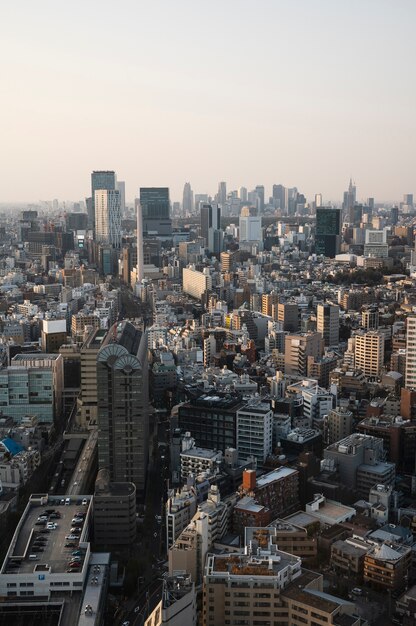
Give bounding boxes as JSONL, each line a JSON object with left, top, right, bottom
{"left": 1, "top": 494, "right": 92, "bottom": 576}
{"left": 207, "top": 549, "right": 300, "bottom": 579}
{"left": 180, "top": 447, "right": 222, "bottom": 461}
{"left": 256, "top": 466, "right": 297, "bottom": 488}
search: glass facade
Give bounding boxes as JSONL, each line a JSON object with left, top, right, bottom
{"left": 316, "top": 207, "right": 341, "bottom": 257}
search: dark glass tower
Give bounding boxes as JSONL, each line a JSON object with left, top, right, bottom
{"left": 139, "top": 187, "right": 172, "bottom": 238}
{"left": 316, "top": 207, "right": 341, "bottom": 257}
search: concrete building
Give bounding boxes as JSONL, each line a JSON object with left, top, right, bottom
{"left": 180, "top": 446, "right": 223, "bottom": 482}
{"left": 0, "top": 354, "right": 64, "bottom": 423}
{"left": 405, "top": 316, "right": 416, "bottom": 389}
{"left": 317, "top": 303, "right": 339, "bottom": 347}
{"left": 364, "top": 542, "right": 411, "bottom": 591}
{"left": 41, "top": 318, "right": 67, "bottom": 353}
{"left": 144, "top": 575, "right": 197, "bottom": 626}
{"left": 354, "top": 331, "right": 385, "bottom": 377}
{"left": 284, "top": 333, "right": 323, "bottom": 376}
{"left": 236, "top": 402, "right": 273, "bottom": 462}
{"left": 97, "top": 321, "right": 149, "bottom": 497}
{"left": 327, "top": 408, "right": 354, "bottom": 444}
{"left": 93, "top": 469, "right": 136, "bottom": 545}
{"left": 305, "top": 494, "right": 356, "bottom": 526}
{"left": 239, "top": 206, "right": 262, "bottom": 242}
{"left": 277, "top": 302, "right": 300, "bottom": 332}
{"left": 238, "top": 468, "right": 299, "bottom": 520}
{"left": 166, "top": 485, "right": 197, "bottom": 549}
{"left": 324, "top": 434, "right": 395, "bottom": 498}
{"left": 77, "top": 328, "right": 107, "bottom": 427}
{"left": 182, "top": 266, "right": 212, "bottom": 300}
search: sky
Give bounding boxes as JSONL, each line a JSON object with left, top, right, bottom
{"left": 1, "top": 0, "right": 415, "bottom": 205}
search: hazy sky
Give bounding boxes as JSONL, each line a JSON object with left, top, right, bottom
{"left": 1, "top": 0, "right": 415, "bottom": 204}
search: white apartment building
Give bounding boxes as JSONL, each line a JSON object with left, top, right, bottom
{"left": 182, "top": 266, "right": 212, "bottom": 300}
{"left": 237, "top": 403, "right": 273, "bottom": 462}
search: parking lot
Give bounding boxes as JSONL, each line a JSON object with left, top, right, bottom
{"left": 8, "top": 498, "right": 89, "bottom": 574}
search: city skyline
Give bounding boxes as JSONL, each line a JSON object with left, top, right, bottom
{"left": 1, "top": 0, "right": 415, "bottom": 203}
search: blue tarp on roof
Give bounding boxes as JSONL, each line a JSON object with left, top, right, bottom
{"left": 1, "top": 438, "right": 24, "bottom": 456}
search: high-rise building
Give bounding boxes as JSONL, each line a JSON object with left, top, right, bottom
{"left": 217, "top": 181, "right": 227, "bottom": 206}
{"left": 140, "top": 187, "right": 172, "bottom": 238}
{"left": 97, "top": 321, "right": 149, "bottom": 497}
{"left": 284, "top": 332, "right": 323, "bottom": 376}
{"left": 362, "top": 306, "right": 379, "bottom": 330}
{"left": 405, "top": 316, "right": 416, "bottom": 389}
{"left": 255, "top": 185, "right": 265, "bottom": 211}
{"left": 239, "top": 206, "right": 262, "bottom": 242}
{"left": 354, "top": 331, "right": 385, "bottom": 377}
{"left": 277, "top": 302, "right": 300, "bottom": 332}
{"left": 237, "top": 403, "right": 273, "bottom": 462}
{"left": 317, "top": 303, "right": 339, "bottom": 347}
{"left": 182, "top": 182, "right": 193, "bottom": 216}
{"left": 94, "top": 189, "right": 121, "bottom": 248}
{"left": 183, "top": 267, "right": 212, "bottom": 300}
{"left": 91, "top": 170, "right": 117, "bottom": 231}
{"left": 272, "top": 184, "right": 286, "bottom": 211}
{"left": 343, "top": 178, "right": 356, "bottom": 218}
{"left": 117, "top": 180, "right": 126, "bottom": 213}
{"left": 200, "top": 203, "right": 222, "bottom": 253}
{"left": 315, "top": 207, "right": 341, "bottom": 257}
{"left": 239, "top": 186, "right": 247, "bottom": 202}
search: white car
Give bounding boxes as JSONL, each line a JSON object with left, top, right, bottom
{"left": 46, "top": 522, "right": 57, "bottom": 530}
{"left": 82, "top": 499, "right": 88, "bottom": 506}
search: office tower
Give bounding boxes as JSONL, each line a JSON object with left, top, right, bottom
{"left": 255, "top": 185, "right": 265, "bottom": 211}
{"left": 239, "top": 205, "right": 262, "bottom": 242}
{"left": 95, "top": 189, "right": 121, "bottom": 248}
{"left": 317, "top": 303, "right": 339, "bottom": 347}
{"left": 117, "top": 181, "right": 126, "bottom": 213}
{"left": 239, "top": 186, "right": 247, "bottom": 202}
{"left": 364, "top": 229, "right": 388, "bottom": 258}
{"left": 284, "top": 332, "right": 323, "bottom": 376}
{"left": 91, "top": 170, "right": 117, "bottom": 231}
{"left": 343, "top": 177, "right": 356, "bottom": 217}
{"left": 200, "top": 203, "right": 222, "bottom": 253}
{"left": 140, "top": 187, "right": 172, "bottom": 238}
{"left": 97, "top": 321, "right": 149, "bottom": 496}
{"left": 272, "top": 184, "right": 286, "bottom": 210}
{"left": 277, "top": 302, "right": 300, "bottom": 332}
{"left": 403, "top": 194, "right": 414, "bottom": 211}
{"left": 391, "top": 205, "right": 399, "bottom": 225}
{"left": 354, "top": 331, "right": 385, "bottom": 377}
{"left": 315, "top": 207, "right": 341, "bottom": 257}
{"left": 315, "top": 193, "right": 322, "bottom": 208}
{"left": 217, "top": 181, "right": 227, "bottom": 206}
{"left": 405, "top": 316, "right": 416, "bottom": 389}
{"left": 182, "top": 182, "right": 193, "bottom": 216}
{"left": 136, "top": 200, "right": 144, "bottom": 282}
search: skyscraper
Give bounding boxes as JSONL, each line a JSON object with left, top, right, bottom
{"left": 343, "top": 178, "right": 356, "bottom": 222}
{"left": 140, "top": 187, "right": 172, "bottom": 238}
{"left": 354, "top": 332, "right": 385, "bottom": 377}
{"left": 117, "top": 180, "right": 126, "bottom": 213}
{"left": 317, "top": 303, "right": 339, "bottom": 347}
{"left": 217, "top": 181, "right": 227, "bottom": 206}
{"left": 272, "top": 184, "right": 286, "bottom": 211}
{"left": 97, "top": 321, "right": 149, "bottom": 497}
{"left": 255, "top": 185, "right": 265, "bottom": 211}
{"left": 94, "top": 189, "right": 121, "bottom": 248}
{"left": 91, "top": 170, "right": 117, "bottom": 231}
{"left": 200, "top": 203, "right": 221, "bottom": 252}
{"left": 239, "top": 186, "right": 248, "bottom": 203}
{"left": 315, "top": 207, "right": 341, "bottom": 257}
{"left": 182, "top": 182, "right": 193, "bottom": 216}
